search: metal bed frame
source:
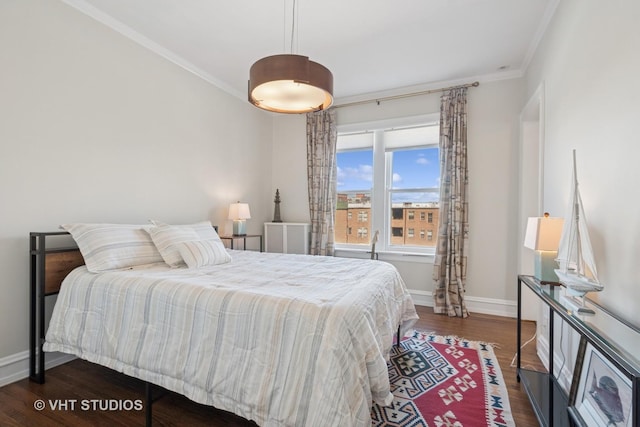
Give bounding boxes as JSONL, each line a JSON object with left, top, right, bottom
{"left": 29, "top": 230, "right": 403, "bottom": 426}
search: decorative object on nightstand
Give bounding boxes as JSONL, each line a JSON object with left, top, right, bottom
{"left": 273, "top": 189, "right": 282, "bottom": 223}
{"left": 228, "top": 202, "right": 251, "bottom": 236}
{"left": 524, "top": 212, "right": 563, "bottom": 285}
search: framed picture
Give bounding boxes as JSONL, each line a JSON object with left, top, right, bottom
{"left": 570, "top": 342, "right": 633, "bottom": 427}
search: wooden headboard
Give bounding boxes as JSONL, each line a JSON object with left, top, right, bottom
{"left": 43, "top": 249, "right": 85, "bottom": 294}
{"left": 30, "top": 232, "right": 85, "bottom": 295}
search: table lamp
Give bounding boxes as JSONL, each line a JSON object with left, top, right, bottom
{"left": 524, "top": 213, "right": 563, "bottom": 284}
{"left": 228, "top": 202, "right": 251, "bottom": 236}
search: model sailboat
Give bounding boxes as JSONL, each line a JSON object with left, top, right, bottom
{"left": 554, "top": 150, "right": 603, "bottom": 306}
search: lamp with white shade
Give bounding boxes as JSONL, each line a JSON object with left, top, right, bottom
{"left": 228, "top": 202, "right": 251, "bottom": 236}
{"left": 524, "top": 213, "right": 564, "bottom": 284}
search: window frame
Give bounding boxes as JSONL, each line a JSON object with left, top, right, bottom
{"left": 335, "top": 113, "right": 440, "bottom": 255}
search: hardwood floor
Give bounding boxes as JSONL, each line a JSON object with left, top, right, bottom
{"left": 0, "top": 305, "right": 543, "bottom": 426}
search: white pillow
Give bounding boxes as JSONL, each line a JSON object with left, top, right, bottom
{"left": 147, "top": 221, "right": 222, "bottom": 267}
{"left": 60, "top": 223, "right": 164, "bottom": 273}
{"left": 177, "top": 239, "right": 232, "bottom": 268}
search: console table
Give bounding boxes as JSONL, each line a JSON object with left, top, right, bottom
{"left": 517, "top": 275, "right": 639, "bottom": 427}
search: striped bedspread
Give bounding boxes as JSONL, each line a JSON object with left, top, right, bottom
{"left": 44, "top": 250, "right": 418, "bottom": 426}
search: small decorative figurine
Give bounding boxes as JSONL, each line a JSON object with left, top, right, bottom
{"left": 273, "top": 189, "right": 283, "bottom": 222}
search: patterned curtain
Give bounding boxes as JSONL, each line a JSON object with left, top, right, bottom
{"left": 432, "top": 87, "right": 470, "bottom": 318}
{"left": 306, "top": 109, "right": 337, "bottom": 256}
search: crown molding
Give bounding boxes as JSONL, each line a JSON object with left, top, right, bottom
{"left": 521, "top": 0, "right": 561, "bottom": 72}
{"left": 61, "top": 0, "right": 545, "bottom": 108}
{"left": 61, "top": 0, "right": 245, "bottom": 100}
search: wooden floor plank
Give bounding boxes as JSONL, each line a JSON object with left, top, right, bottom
{"left": 0, "top": 305, "right": 541, "bottom": 426}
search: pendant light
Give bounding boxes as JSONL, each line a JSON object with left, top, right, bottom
{"left": 248, "top": 0, "right": 333, "bottom": 114}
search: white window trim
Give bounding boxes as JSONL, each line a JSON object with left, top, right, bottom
{"left": 334, "top": 247, "right": 435, "bottom": 264}
{"left": 336, "top": 114, "right": 440, "bottom": 256}
{"left": 337, "top": 113, "right": 439, "bottom": 134}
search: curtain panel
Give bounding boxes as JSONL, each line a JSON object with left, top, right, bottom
{"left": 306, "top": 109, "right": 337, "bottom": 256}
{"left": 432, "top": 87, "right": 470, "bottom": 318}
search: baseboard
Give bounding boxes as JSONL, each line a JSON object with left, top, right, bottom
{"left": 536, "top": 333, "right": 572, "bottom": 393}
{"left": 410, "top": 289, "right": 517, "bottom": 318}
{"left": 536, "top": 333, "right": 550, "bottom": 368}
{"left": 408, "top": 290, "right": 433, "bottom": 307}
{"left": 0, "top": 350, "right": 76, "bottom": 388}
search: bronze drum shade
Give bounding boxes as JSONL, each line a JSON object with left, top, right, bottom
{"left": 248, "top": 54, "right": 333, "bottom": 114}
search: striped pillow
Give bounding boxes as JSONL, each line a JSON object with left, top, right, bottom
{"left": 61, "top": 223, "right": 164, "bottom": 273}
{"left": 147, "top": 221, "right": 222, "bottom": 267}
{"left": 177, "top": 239, "right": 232, "bottom": 268}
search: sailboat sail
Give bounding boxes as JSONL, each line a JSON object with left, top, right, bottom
{"left": 554, "top": 150, "right": 604, "bottom": 296}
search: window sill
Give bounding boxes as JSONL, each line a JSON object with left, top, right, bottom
{"left": 334, "top": 248, "right": 434, "bottom": 264}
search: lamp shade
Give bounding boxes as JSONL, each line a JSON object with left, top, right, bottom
{"left": 228, "top": 203, "right": 251, "bottom": 220}
{"left": 524, "top": 215, "right": 563, "bottom": 251}
{"left": 248, "top": 54, "right": 333, "bottom": 114}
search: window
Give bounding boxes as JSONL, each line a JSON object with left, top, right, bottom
{"left": 427, "top": 230, "right": 433, "bottom": 241}
{"left": 335, "top": 137, "right": 373, "bottom": 245}
{"left": 335, "top": 116, "right": 440, "bottom": 254}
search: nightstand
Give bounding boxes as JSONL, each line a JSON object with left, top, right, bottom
{"left": 219, "top": 234, "right": 263, "bottom": 252}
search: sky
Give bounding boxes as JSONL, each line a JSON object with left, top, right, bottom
{"left": 337, "top": 147, "right": 440, "bottom": 203}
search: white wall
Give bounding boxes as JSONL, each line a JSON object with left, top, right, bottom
{"left": 272, "top": 79, "right": 525, "bottom": 313}
{"left": 0, "top": 0, "right": 274, "bottom": 360}
{"left": 271, "top": 115, "right": 311, "bottom": 224}
{"left": 522, "top": 0, "right": 640, "bottom": 385}
{"left": 525, "top": 0, "right": 640, "bottom": 328}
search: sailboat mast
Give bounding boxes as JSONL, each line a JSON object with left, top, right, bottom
{"left": 572, "top": 150, "right": 583, "bottom": 276}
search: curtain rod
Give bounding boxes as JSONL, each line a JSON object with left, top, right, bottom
{"left": 333, "top": 81, "right": 479, "bottom": 109}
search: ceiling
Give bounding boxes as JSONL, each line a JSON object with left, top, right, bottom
{"left": 62, "top": 0, "right": 557, "bottom": 103}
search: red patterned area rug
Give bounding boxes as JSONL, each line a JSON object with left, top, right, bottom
{"left": 371, "top": 331, "right": 515, "bottom": 427}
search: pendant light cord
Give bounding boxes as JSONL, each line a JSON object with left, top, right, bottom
{"left": 290, "top": 0, "right": 297, "bottom": 54}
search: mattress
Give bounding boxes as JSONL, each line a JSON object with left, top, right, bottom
{"left": 44, "top": 250, "right": 418, "bottom": 426}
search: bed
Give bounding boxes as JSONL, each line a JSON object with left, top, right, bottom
{"left": 36, "top": 222, "right": 418, "bottom": 426}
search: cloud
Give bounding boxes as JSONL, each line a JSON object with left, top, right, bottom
{"left": 416, "top": 153, "right": 430, "bottom": 165}
{"left": 391, "top": 192, "right": 440, "bottom": 203}
{"left": 392, "top": 173, "right": 402, "bottom": 183}
{"left": 338, "top": 164, "right": 373, "bottom": 183}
